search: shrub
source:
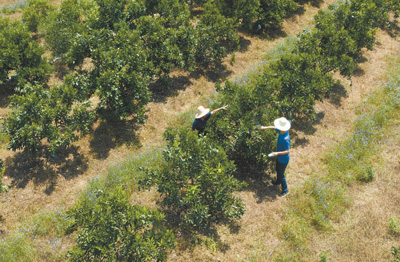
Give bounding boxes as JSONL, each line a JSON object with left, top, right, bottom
{"left": 67, "top": 187, "right": 174, "bottom": 261}
{"left": 142, "top": 127, "right": 246, "bottom": 228}
{"left": 356, "top": 165, "right": 375, "bottom": 183}
{"left": 389, "top": 217, "right": 400, "bottom": 236}
{"left": 22, "top": 0, "right": 54, "bottom": 32}
{"left": 5, "top": 83, "right": 95, "bottom": 154}
{"left": 0, "top": 159, "right": 7, "bottom": 193}
{"left": 206, "top": 81, "right": 278, "bottom": 173}
{"left": 393, "top": 246, "right": 400, "bottom": 262}
{"left": 214, "top": 0, "right": 259, "bottom": 29}
{"left": 43, "top": 0, "right": 87, "bottom": 56}
{"left": 0, "top": 17, "right": 52, "bottom": 86}
{"left": 194, "top": 2, "right": 239, "bottom": 66}
{"left": 256, "top": 0, "right": 298, "bottom": 31}
{"left": 0, "top": 233, "right": 35, "bottom": 262}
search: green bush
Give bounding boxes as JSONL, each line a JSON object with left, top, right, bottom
{"left": 194, "top": 2, "right": 239, "bottom": 66}
{"left": 393, "top": 246, "right": 400, "bottom": 262}
{"left": 0, "top": 233, "right": 35, "bottom": 262}
{"left": 22, "top": 0, "right": 54, "bottom": 32}
{"left": 5, "top": 83, "right": 95, "bottom": 154}
{"left": 0, "top": 17, "right": 52, "bottom": 86}
{"left": 389, "top": 217, "right": 400, "bottom": 236}
{"left": 43, "top": 0, "right": 87, "bottom": 57}
{"left": 356, "top": 165, "right": 375, "bottom": 183}
{"left": 141, "top": 127, "right": 246, "bottom": 228}
{"left": 67, "top": 187, "right": 174, "bottom": 262}
{"left": 214, "top": 0, "right": 259, "bottom": 29}
{"left": 256, "top": 0, "right": 298, "bottom": 31}
{"left": 0, "top": 159, "right": 7, "bottom": 193}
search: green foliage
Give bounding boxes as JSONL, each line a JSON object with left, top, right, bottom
{"left": 194, "top": 2, "right": 239, "bottom": 66}
{"left": 0, "top": 159, "right": 7, "bottom": 193}
{"left": 356, "top": 165, "right": 375, "bottom": 182}
{"left": 142, "top": 127, "right": 246, "bottom": 228}
{"left": 389, "top": 217, "right": 400, "bottom": 236}
{"left": 26, "top": 209, "right": 72, "bottom": 238}
{"left": 256, "top": 0, "right": 298, "bottom": 31}
{"left": 22, "top": 0, "right": 54, "bottom": 32}
{"left": 67, "top": 187, "right": 175, "bottom": 262}
{"left": 0, "top": 17, "right": 52, "bottom": 86}
{"left": 5, "top": 83, "right": 95, "bottom": 154}
{"left": 268, "top": 52, "right": 334, "bottom": 119}
{"left": 320, "top": 250, "right": 329, "bottom": 262}
{"left": 136, "top": 15, "right": 182, "bottom": 78}
{"left": 289, "top": 178, "right": 348, "bottom": 230}
{"left": 393, "top": 246, "right": 400, "bottom": 262}
{"left": 90, "top": 25, "right": 151, "bottom": 121}
{"left": 214, "top": 0, "right": 259, "bottom": 29}
{"left": 0, "top": 232, "right": 35, "bottom": 262}
{"left": 43, "top": 0, "right": 87, "bottom": 56}
{"left": 207, "top": 81, "right": 277, "bottom": 173}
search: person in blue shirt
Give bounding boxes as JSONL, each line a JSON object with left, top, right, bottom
{"left": 260, "top": 117, "right": 291, "bottom": 197}
{"left": 192, "top": 105, "right": 229, "bottom": 135}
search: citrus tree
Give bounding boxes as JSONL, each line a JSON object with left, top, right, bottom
{"left": 67, "top": 187, "right": 175, "bottom": 261}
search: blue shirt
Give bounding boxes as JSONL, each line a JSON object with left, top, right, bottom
{"left": 276, "top": 128, "right": 290, "bottom": 163}
{"left": 192, "top": 112, "right": 211, "bottom": 134}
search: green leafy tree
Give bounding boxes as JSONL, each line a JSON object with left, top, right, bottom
{"left": 214, "top": 0, "right": 259, "bottom": 29}
{"left": 194, "top": 2, "right": 239, "bottom": 66}
{"left": 43, "top": 0, "right": 87, "bottom": 56}
{"left": 5, "top": 83, "right": 95, "bottom": 154}
{"left": 256, "top": 0, "right": 298, "bottom": 31}
{"left": 88, "top": 25, "right": 152, "bottom": 121}
{"left": 268, "top": 52, "right": 335, "bottom": 119}
{"left": 0, "top": 17, "right": 52, "bottom": 86}
{"left": 22, "top": 0, "right": 54, "bottom": 32}
{"left": 67, "top": 187, "right": 175, "bottom": 262}
{"left": 136, "top": 16, "right": 182, "bottom": 78}
{"left": 142, "top": 127, "right": 246, "bottom": 228}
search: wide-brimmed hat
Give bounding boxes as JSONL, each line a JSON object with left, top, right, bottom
{"left": 274, "top": 117, "right": 291, "bottom": 131}
{"left": 195, "top": 106, "right": 210, "bottom": 119}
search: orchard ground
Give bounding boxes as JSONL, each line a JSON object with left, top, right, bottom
{"left": 0, "top": 0, "right": 400, "bottom": 261}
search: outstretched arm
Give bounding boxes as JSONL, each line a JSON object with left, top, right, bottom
{"left": 211, "top": 105, "right": 229, "bottom": 114}
{"left": 271, "top": 149, "right": 290, "bottom": 156}
{"left": 260, "top": 125, "right": 275, "bottom": 130}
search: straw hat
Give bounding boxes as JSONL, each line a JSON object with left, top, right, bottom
{"left": 274, "top": 117, "right": 291, "bottom": 132}
{"left": 195, "top": 106, "right": 210, "bottom": 119}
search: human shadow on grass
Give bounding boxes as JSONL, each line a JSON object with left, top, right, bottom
{"left": 235, "top": 165, "right": 280, "bottom": 204}
{"left": 89, "top": 118, "right": 141, "bottom": 160}
{"left": 4, "top": 146, "right": 88, "bottom": 195}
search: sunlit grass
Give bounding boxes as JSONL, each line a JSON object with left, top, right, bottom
{"left": 0, "top": 209, "right": 71, "bottom": 262}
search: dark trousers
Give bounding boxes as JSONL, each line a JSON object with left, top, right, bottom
{"left": 276, "top": 160, "right": 288, "bottom": 193}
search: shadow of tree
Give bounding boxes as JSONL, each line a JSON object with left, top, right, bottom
{"left": 295, "top": 0, "right": 324, "bottom": 7}
{"left": 189, "top": 62, "right": 234, "bottom": 84}
{"left": 4, "top": 146, "right": 88, "bottom": 195}
{"left": 161, "top": 206, "right": 235, "bottom": 254}
{"left": 0, "top": 79, "right": 17, "bottom": 108}
{"left": 381, "top": 18, "right": 400, "bottom": 38}
{"left": 150, "top": 75, "right": 193, "bottom": 103}
{"left": 328, "top": 82, "right": 348, "bottom": 107}
{"left": 89, "top": 119, "right": 141, "bottom": 160}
